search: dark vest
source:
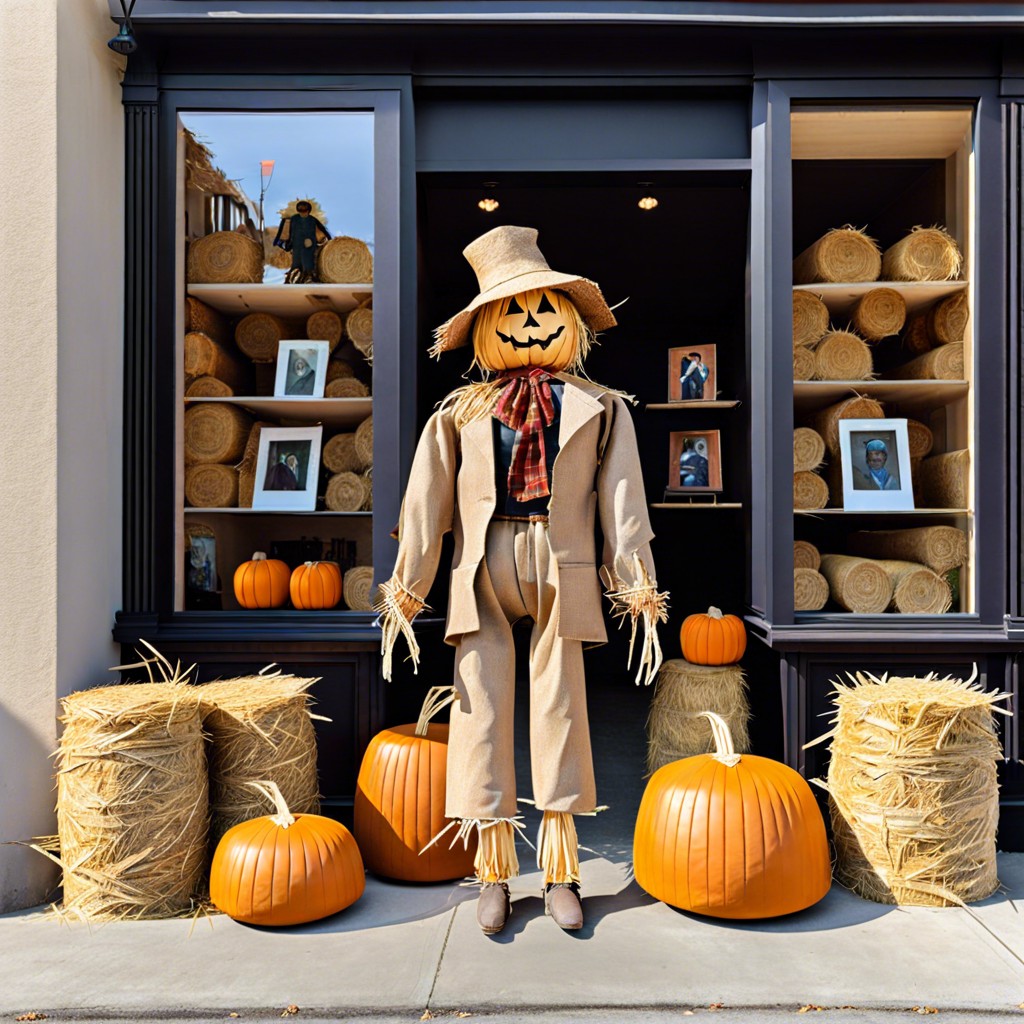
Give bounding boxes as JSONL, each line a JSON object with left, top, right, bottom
{"left": 491, "top": 382, "right": 563, "bottom": 516}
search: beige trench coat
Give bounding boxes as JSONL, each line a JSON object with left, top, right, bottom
{"left": 392, "top": 374, "right": 658, "bottom": 641}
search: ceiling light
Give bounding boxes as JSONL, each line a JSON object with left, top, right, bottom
{"left": 478, "top": 198, "right": 500, "bottom": 212}
{"left": 638, "top": 196, "right": 659, "bottom": 211}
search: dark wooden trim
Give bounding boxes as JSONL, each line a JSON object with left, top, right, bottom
{"left": 113, "top": 610, "right": 384, "bottom": 645}
{"left": 1011, "top": 101, "right": 1022, "bottom": 618}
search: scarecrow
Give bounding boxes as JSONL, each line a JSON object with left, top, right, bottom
{"left": 273, "top": 199, "right": 330, "bottom": 283}
{"left": 378, "top": 225, "right": 667, "bottom": 934}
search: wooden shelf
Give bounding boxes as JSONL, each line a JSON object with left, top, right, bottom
{"left": 185, "top": 396, "right": 372, "bottom": 428}
{"left": 793, "top": 280, "right": 967, "bottom": 318}
{"left": 651, "top": 502, "right": 743, "bottom": 510}
{"left": 793, "top": 379, "right": 968, "bottom": 416}
{"left": 185, "top": 508, "right": 371, "bottom": 516}
{"left": 187, "top": 283, "right": 372, "bottom": 317}
{"left": 794, "top": 508, "right": 970, "bottom": 516}
{"left": 646, "top": 400, "right": 740, "bottom": 410}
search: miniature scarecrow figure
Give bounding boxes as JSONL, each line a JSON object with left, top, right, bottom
{"left": 378, "top": 225, "right": 667, "bottom": 934}
{"left": 273, "top": 199, "right": 330, "bottom": 283}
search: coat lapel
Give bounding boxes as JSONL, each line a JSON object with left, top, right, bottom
{"left": 555, "top": 376, "right": 605, "bottom": 455}
{"left": 461, "top": 415, "right": 497, "bottom": 502}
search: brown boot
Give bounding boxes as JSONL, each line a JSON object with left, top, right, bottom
{"left": 476, "top": 882, "right": 511, "bottom": 934}
{"left": 544, "top": 882, "right": 583, "bottom": 930}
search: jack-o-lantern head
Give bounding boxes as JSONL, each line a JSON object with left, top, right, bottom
{"left": 472, "top": 287, "right": 590, "bottom": 373}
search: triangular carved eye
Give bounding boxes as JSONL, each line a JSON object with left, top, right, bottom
{"left": 505, "top": 295, "right": 524, "bottom": 316}
{"left": 536, "top": 292, "right": 556, "bottom": 315}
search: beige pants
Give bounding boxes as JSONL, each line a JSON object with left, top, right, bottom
{"left": 446, "top": 519, "right": 597, "bottom": 820}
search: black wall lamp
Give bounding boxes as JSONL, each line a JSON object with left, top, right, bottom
{"left": 108, "top": 0, "right": 138, "bottom": 55}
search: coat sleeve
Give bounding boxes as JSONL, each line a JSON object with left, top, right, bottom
{"left": 377, "top": 407, "right": 459, "bottom": 680}
{"left": 596, "top": 395, "right": 669, "bottom": 686}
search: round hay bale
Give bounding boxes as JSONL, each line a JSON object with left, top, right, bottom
{"left": 235, "top": 312, "right": 294, "bottom": 363}
{"left": 794, "top": 567, "right": 829, "bottom": 611}
{"left": 184, "top": 332, "right": 247, "bottom": 392}
{"left": 187, "top": 231, "right": 263, "bottom": 284}
{"left": 875, "top": 559, "right": 952, "bottom": 614}
{"left": 185, "top": 463, "right": 239, "bottom": 508}
{"left": 306, "top": 310, "right": 343, "bottom": 352}
{"left": 327, "top": 358, "right": 355, "bottom": 382}
{"left": 901, "top": 313, "right": 934, "bottom": 357}
{"left": 928, "top": 291, "right": 969, "bottom": 346}
{"left": 818, "top": 554, "right": 892, "bottom": 613}
{"left": 346, "top": 305, "right": 374, "bottom": 360}
{"left": 325, "top": 377, "right": 369, "bottom": 398}
{"left": 807, "top": 395, "right": 885, "bottom": 458}
{"left": 237, "top": 421, "right": 269, "bottom": 508}
{"left": 813, "top": 330, "right": 874, "bottom": 381}
{"left": 906, "top": 419, "right": 934, "bottom": 459}
{"left": 881, "top": 226, "right": 963, "bottom": 282}
{"left": 825, "top": 670, "right": 1005, "bottom": 905}
{"left": 344, "top": 566, "right": 376, "bottom": 611}
{"left": 919, "top": 449, "right": 970, "bottom": 509}
{"left": 361, "top": 469, "right": 373, "bottom": 511}
{"left": 185, "top": 376, "right": 234, "bottom": 398}
{"left": 794, "top": 470, "right": 829, "bottom": 510}
{"left": 318, "top": 236, "right": 373, "bottom": 284}
{"left": 262, "top": 227, "right": 292, "bottom": 271}
{"left": 792, "top": 290, "right": 829, "bottom": 348}
{"left": 794, "top": 539, "right": 821, "bottom": 571}
{"left": 793, "top": 226, "right": 881, "bottom": 285}
{"left": 57, "top": 681, "right": 207, "bottom": 920}
{"left": 891, "top": 341, "right": 965, "bottom": 381}
{"left": 325, "top": 471, "right": 366, "bottom": 512}
{"left": 645, "top": 658, "right": 749, "bottom": 774}
{"left": 846, "top": 526, "right": 967, "bottom": 576}
{"left": 793, "top": 427, "right": 826, "bottom": 474}
{"left": 851, "top": 287, "right": 907, "bottom": 341}
{"left": 323, "top": 434, "right": 364, "bottom": 474}
{"left": 183, "top": 403, "right": 253, "bottom": 465}
{"left": 355, "top": 415, "right": 373, "bottom": 467}
{"left": 197, "top": 674, "right": 321, "bottom": 849}
{"left": 793, "top": 345, "right": 816, "bottom": 381}
{"left": 186, "top": 297, "right": 230, "bottom": 345}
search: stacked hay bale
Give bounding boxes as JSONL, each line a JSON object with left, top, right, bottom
{"left": 343, "top": 565, "right": 377, "bottom": 611}
{"left": 793, "top": 540, "right": 828, "bottom": 611}
{"left": 323, "top": 414, "right": 373, "bottom": 512}
{"left": 184, "top": 403, "right": 252, "bottom": 508}
{"left": 822, "top": 668, "right": 1006, "bottom": 906}
{"left": 918, "top": 449, "right": 970, "bottom": 509}
{"left": 793, "top": 226, "right": 882, "bottom": 284}
{"left": 846, "top": 524, "right": 967, "bottom": 576}
{"left": 792, "top": 291, "right": 828, "bottom": 380}
{"left": 184, "top": 297, "right": 250, "bottom": 397}
{"left": 881, "top": 226, "right": 963, "bottom": 283}
{"left": 817, "top": 550, "right": 952, "bottom": 614}
{"left": 850, "top": 287, "right": 907, "bottom": 342}
{"left": 812, "top": 328, "right": 874, "bottom": 381}
{"left": 646, "top": 658, "right": 750, "bottom": 773}
{"left": 318, "top": 236, "right": 373, "bottom": 284}
{"left": 54, "top": 667, "right": 208, "bottom": 920}
{"left": 901, "top": 291, "right": 969, "bottom": 359}
{"left": 807, "top": 395, "right": 885, "bottom": 508}
{"left": 793, "top": 426, "right": 829, "bottom": 510}
{"left": 187, "top": 231, "right": 263, "bottom": 284}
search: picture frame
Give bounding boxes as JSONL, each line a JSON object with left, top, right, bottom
{"left": 252, "top": 425, "right": 323, "bottom": 511}
{"left": 838, "top": 419, "right": 915, "bottom": 511}
{"left": 274, "top": 340, "right": 330, "bottom": 398}
{"left": 667, "top": 430, "right": 723, "bottom": 493}
{"left": 668, "top": 344, "right": 717, "bottom": 402}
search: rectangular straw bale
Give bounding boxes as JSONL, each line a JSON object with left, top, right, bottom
{"left": 890, "top": 342, "right": 965, "bottom": 381}
{"left": 56, "top": 679, "right": 208, "bottom": 920}
{"left": 845, "top": 525, "right": 967, "bottom": 575}
{"left": 919, "top": 449, "right": 970, "bottom": 509}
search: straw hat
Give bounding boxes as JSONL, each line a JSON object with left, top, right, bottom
{"left": 431, "top": 225, "right": 617, "bottom": 355}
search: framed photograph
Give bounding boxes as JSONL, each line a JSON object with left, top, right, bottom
{"left": 253, "top": 426, "right": 323, "bottom": 511}
{"left": 838, "top": 419, "right": 915, "bottom": 511}
{"left": 668, "top": 345, "right": 717, "bottom": 402}
{"left": 274, "top": 340, "right": 330, "bottom": 398}
{"left": 667, "top": 430, "right": 723, "bottom": 493}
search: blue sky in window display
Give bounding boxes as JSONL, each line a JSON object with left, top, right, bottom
{"left": 182, "top": 112, "right": 374, "bottom": 283}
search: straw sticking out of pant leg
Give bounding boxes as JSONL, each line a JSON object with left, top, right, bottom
{"left": 537, "top": 811, "right": 580, "bottom": 884}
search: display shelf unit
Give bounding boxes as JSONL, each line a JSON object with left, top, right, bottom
{"left": 187, "top": 282, "right": 372, "bottom": 316}
{"left": 790, "top": 104, "right": 975, "bottom": 617}
{"left": 185, "top": 396, "right": 372, "bottom": 428}
{"left": 646, "top": 400, "right": 741, "bottom": 410}
{"left": 650, "top": 502, "right": 743, "bottom": 510}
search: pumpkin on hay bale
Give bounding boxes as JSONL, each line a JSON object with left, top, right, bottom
{"left": 679, "top": 606, "right": 747, "bottom": 665}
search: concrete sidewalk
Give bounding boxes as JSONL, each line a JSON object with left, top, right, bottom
{"left": 2, "top": 851, "right": 1023, "bottom": 1020}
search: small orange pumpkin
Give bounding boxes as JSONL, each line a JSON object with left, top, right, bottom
{"left": 210, "top": 781, "right": 365, "bottom": 926}
{"left": 472, "top": 287, "right": 582, "bottom": 372}
{"left": 290, "top": 560, "right": 343, "bottom": 610}
{"left": 233, "top": 551, "right": 291, "bottom": 609}
{"left": 680, "top": 606, "right": 747, "bottom": 665}
{"left": 354, "top": 686, "right": 477, "bottom": 882}
{"left": 634, "top": 712, "right": 831, "bottom": 919}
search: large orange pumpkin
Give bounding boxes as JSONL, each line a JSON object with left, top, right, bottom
{"left": 472, "top": 287, "right": 581, "bottom": 372}
{"left": 290, "top": 560, "right": 343, "bottom": 610}
{"left": 634, "top": 712, "right": 831, "bottom": 918}
{"left": 354, "top": 686, "right": 477, "bottom": 882}
{"left": 680, "top": 606, "right": 747, "bottom": 665}
{"left": 210, "top": 781, "right": 365, "bottom": 926}
{"left": 233, "top": 551, "right": 291, "bottom": 609}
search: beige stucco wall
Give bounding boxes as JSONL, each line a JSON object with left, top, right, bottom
{"left": 0, "top": 0, "right": 123, "bottom": 912}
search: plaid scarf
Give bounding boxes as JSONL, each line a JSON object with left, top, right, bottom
{"left": 493, "top": 368, "right": 556, "bottom": 503}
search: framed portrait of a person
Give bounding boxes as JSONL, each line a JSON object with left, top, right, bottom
{"left": 252, "top": 426, "right": 323, "bottom": 511}
{"left": 838, "top": 419, "right": 915, "bottom": 511}
{"left": 668, "top": 345, "right": 717, "bottom": 402}
{"left": 274, "top": 340, "right": 330, "bottom": 398}
{"left": 667, "top": 430, "right": 723, "bottom": 493}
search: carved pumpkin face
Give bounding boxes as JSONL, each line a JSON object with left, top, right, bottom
{"left": 472, "top": 287, "right": 581, "bottom": 372}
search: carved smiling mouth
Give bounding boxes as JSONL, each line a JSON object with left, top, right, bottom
{"left": 496, "top": 324, "right": 566, "bottom": 350}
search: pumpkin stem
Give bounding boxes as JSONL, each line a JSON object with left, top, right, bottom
{"left": 249, "top": 780, "right": 296, "bottom": 828}
{"left": 707, "top": 606, "right": 723, "bottom": 619}
{"left": 252, "top": 551, "right": 267, "bottom": 561}
{"left": 701, "top": 711, "right": 742, "bottom": 767}
{"left": 415, "top": 685, "right": 458, "bottom": 737}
